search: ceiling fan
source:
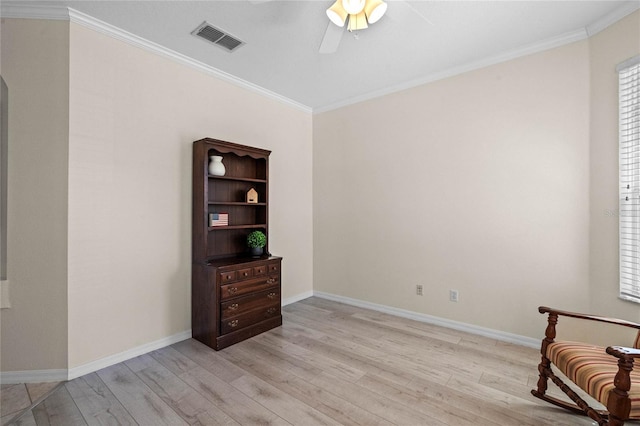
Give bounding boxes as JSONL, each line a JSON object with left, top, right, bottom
{"left": 320, "top": 0, "right": 385, "bottom": 53}
{"left": 319, "top": 0, "right": 431, "bottom": 54}
{"left": 249, "top": 0, "right": 430, "bottom": 54}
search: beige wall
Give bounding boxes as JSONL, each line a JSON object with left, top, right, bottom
{"left": 589, "top": 11, "right": 640, "bottom": 323}
{"left": 1, "top": 17, "right": 312, "bottom": 373}
{"left": 1, "top": 10, "right": 638, "bottom": 375}
{"left": 314, "top": 11, "right": 640, "bottom": 343}
{"left": 314, "top": 41, "right": 593, "bottom": 340}
{"left": 0, "top": 19, "right": 69, "bottom": 371}
{"left": 67, "top": 23, "right": 313, "bottom": 369}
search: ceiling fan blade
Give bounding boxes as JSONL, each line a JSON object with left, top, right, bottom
{"left": 385, "top": 0, "right": 433, "bottom": 26}
{"left": 319, "top": 22, "right": 344, "bottom": 54}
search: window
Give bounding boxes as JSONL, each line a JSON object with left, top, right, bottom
{"left": 619, "top": 55, "right": 640, "bottom": 303}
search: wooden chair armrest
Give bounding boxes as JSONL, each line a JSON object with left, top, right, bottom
{"left": 607, "top": 346, "right": 640, "bottom": 358}
{"left": 539, "top": 306, "right": 640, "bottom": 331}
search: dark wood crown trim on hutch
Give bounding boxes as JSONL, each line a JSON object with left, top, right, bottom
{"left": 192, "top": 138, "right": 282, "bottom": 350}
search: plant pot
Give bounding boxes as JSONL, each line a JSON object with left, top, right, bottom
{"left": 250, "top": 246, "right": 263, "bottom": 257}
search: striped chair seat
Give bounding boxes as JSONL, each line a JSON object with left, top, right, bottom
{"left": 547, "top": 341, "right": 640, "bottom": 419}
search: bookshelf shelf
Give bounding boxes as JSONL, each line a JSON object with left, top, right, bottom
{"left": 208, "top": 224, "right": 267, "bottom": 231}
{"left": 208, "top": 202, "right": 267, "bottom": 206}
{"left": 209, "top": 175, "right": 267, "bottom": 184}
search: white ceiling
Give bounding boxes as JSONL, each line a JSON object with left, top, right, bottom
{"left": 4, "top": 0, "right": 640, "bottom": 111}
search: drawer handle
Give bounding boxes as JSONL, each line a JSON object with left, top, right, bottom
{"left": 242, "top": 271, "right": 249, "bottom": 277}
{"left": 267, "top": 292, "right": 277, "bottom": 299}
{"left": 228, "top": 319, "right": 239, "bottom": 328}
{"left": 228, "top": 287, "right": 238, "bottom": 295}
{"left": 270, "top": 266, "right": 278, "bottom": 271}
{"left": 267, "top": 278, "right": 276, "bottom": 284}
{"left": 226, "top": 275, "right": 233, "bottom": 280}
{"left": 228, "top": 303, "right": 239, "bottom": 311}
{"left": 266, "top": 307, "right": 277, "bottom": 316}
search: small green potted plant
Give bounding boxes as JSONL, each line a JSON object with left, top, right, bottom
{"left": 247, "top": 230, "right": 266, "bottom": 257}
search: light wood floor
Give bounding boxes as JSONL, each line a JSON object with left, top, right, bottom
{"left": 2, "top": 297, "right": 604, "bottom": 426}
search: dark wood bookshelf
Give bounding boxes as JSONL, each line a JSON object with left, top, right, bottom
{"left": 192, "top": 138, "right": 282, "bottom": 351}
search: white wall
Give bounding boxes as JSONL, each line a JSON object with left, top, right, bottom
{"left": 314, "top": 40, "right": 593, "bottom": 340}
{"left": 0, "top": 19, "right": 69, "bottom": 372}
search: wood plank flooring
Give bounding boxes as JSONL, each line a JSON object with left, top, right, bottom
{"left": 3, "top": 297, "right": 605, "bottom": 425}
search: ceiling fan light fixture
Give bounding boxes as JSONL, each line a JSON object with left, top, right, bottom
{"left": 347, "top": 11, "right": 368, "bottom": 32}
{"left": 364, "top": 0, "right": 387, "bottom": 24}
{"left": 326, "top": 0, "right": 348, "bottom": 27}
{"left": 326, "top": 0, "right": 386, "bottom": 31}
{"left": 342, "top": 0, "right": 366, "bottom": 15}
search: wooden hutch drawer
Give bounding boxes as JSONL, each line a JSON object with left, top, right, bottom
{"left": 220, "top": 276, "right": 279, "bottom": 301}
{"left": 254, "top": 264, "right": 267, "bottom": 276}
{"left": 220, "top": 305, "right": 281, "bottom": 335}
{"left": 221, "top": 288, "right": 280, "bottom": 320}
{"left": 219, "top": 271, "right": 237, "bottom": 283}
{"left": 218, "top": 265, "right": 260, "bottom": 284}
{"left": 267, "top": 260, "right": 280, "bottom": 274}
{"left": 237, "top": 267, "right": 253, "bottom": 280}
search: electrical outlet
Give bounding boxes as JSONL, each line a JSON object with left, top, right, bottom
{"left": 416, "top": 285, "right": 423, "bottom": 296}
{"left": 449, "top": 289, "right": 459, "bottom": 302}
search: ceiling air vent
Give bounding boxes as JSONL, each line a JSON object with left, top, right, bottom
{"left": 192, "top": 22, "right": 245, "bottom": 52}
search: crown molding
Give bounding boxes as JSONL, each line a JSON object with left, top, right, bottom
{"left": 66, "top": 8, "right": 311, "bottom": 113}
{"left": 314, "top": 28, "right": 589, "bottom": 113}
{"left": 0, "top": 3, "right": 312, "bottom": 114}
{"left": 586, "top": 0, "right": 640, "bottom": 36}
{"left": 314, "top": 1, "right": 640, "bottom": 113}
{"left": 2, "top": 2, "right": 636, "bottom": 120}
{"left": 0, "top": 3, "right": 69, "bottom": 20}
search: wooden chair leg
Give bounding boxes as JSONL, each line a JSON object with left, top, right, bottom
{"left": 609, "top": 417, "right": 626, "bottom": 426}
{"left": 605, "top": 355, "right": 633, "bottom": 426}
{"left": 532, "top": 362, "right": 609, "bottom": 423}
{"left": 531, "top": 310, "right": 610, "bottom": 425}
{"left": 534, "top": 356, "right": 551, "bottom": 397}
{"left": 532, "top": 311, "right": 557, "bottom": 398}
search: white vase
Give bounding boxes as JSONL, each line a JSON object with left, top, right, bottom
{"left": 208, "top": 155, "right": 226, "bottom": 176}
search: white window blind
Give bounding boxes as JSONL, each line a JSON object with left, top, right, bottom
{"left": 619, "top": 55, "right": 640, "bottom": 303}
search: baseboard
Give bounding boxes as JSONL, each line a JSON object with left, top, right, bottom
{"left": 67, "top": 329, "right": 192, "bottom": 380}
{"left": 1, "top": 369, "right": 68, "bottom": 384}
{"left": 1, "top": 330, "right": 192, "bottom": 384}
{"left": 313, "top": 291, "right": 540, "bottom": 349}
{"left": 282, "top": 290, "right": 313, "bottom": 307}
{"left": 1, "top": 293, "right": 539, "bottom": 384}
